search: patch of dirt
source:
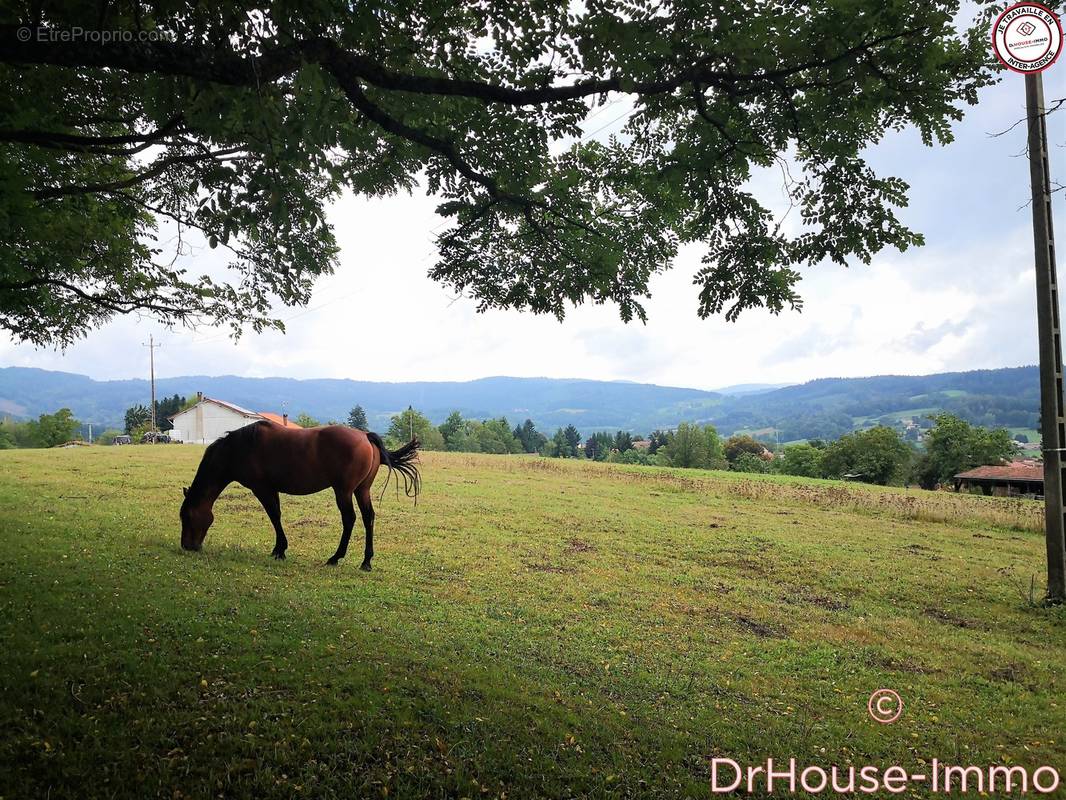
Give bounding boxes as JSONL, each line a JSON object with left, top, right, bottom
{"left": 922, "top": 607, "right": 982, "bottom": 630}
{"left": 901, "top": 543, "right": 941, "bottom": 561}
{"left": 783, "top": 590, "right": 849, "bottom": 612}
{"left": 988, "top": 662, "right": 1027, "bottom": 684}
{"left": 729, "top": 613, "right": 786, "bottom": 639}
{"left": 565, "top": 538, "right": 594, "bottom": 554}
{"left": 864, "top": 653, "right": 936, "bottom": 675}
{"left": 727, "top": 556, "right": 771, "bottom": 577}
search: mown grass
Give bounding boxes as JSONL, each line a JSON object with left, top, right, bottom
{"left": 1, "top": 446, "right": 1063, "bottom": 799}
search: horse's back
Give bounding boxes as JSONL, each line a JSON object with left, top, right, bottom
{"left": 247, "top": 422, "right": 380, "bottom": 494}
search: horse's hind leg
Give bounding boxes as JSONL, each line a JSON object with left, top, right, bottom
{"left": 326, "top": 487, "right": 356, "bottom": 566}
{"left": 253, "top": 488, "right": 287, "bottom": 560}
{"left": 355, "top": 485, "right": 375, "bottom": 571}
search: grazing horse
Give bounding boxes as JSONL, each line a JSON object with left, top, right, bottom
{"left": 179, "top": 421, "right": 420, "bottom": 569}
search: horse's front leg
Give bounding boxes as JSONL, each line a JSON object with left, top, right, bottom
{"left": 253, "top": 487, "right": 288, "bottom": 559}
{"left": 326, "top": 488, "right": 356, "bottom": 566}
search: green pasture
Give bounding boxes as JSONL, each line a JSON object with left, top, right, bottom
{"left": 1, "top": 446, "right": 1063, "bottom": 798}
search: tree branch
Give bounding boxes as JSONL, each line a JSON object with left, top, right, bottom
{"left": 0, "top": 113, "right": 184, "bottom": 154}
{"left": 0, "top": 275, "right": 195, "bottom": 317}
{"left": 0, "top": 24, "right": 929, "bottom": 108}
{"left": 32, "top": 146, "right": 245, "bottom": 200}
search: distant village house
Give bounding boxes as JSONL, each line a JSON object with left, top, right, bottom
{"left": 169, "top": 393, "right": 302, "bottom": 444}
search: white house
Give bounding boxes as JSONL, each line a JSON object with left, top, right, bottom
{"left": 169, "top": 394, "right": 302, "bottom": 444}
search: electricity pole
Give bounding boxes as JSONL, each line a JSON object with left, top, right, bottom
{"left": 1025, "top": 71, "right": 1066, "bottom": 603}
{"left": 143, "top": 335, "right": 161, "bottom": 433}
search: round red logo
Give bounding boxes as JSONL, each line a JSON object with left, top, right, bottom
{"left": 992, "top": 2, "right": 1063, "bottom": 73}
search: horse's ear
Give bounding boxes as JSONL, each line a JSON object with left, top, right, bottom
{"left": 182, "top": 487, "right": 188, "bottom": 497}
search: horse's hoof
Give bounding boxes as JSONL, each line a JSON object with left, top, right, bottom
{"left": 325, "top": 558, "right": 339, "bottom": 567}
{"left": 272, "top": 551, "right": 286, "bottom": 560}
{"left": 360, "top": 562, "right": 372, "bottom": 572}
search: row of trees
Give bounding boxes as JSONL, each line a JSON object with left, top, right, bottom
{"left": 740, "top": 414, "right": 1018, "bottom": 487}
{"left": 538, "top": 414, "right": 1020, "bottom": 489}
{"left": 154, "top": 396, "right": 1016, "bottom": 489}
{"left": 379, "top": 407, "right": 548, "bottom": 455}
{"left": 0, "top": 400, "right": 1025, "bottom": 488}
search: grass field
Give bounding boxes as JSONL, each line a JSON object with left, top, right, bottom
{"left": 2, "top": 446, "right": 1064, "bottom": 798}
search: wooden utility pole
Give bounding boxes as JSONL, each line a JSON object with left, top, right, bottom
{"left": 143, "top": 335, "right": 161, "bottom": 433}
{"left": 1025, "top": 72, "right": 1066, "bottom": 603}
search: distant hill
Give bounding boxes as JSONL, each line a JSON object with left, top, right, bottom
{"left": 712, "top": 382, "right": 794, "bottom": 396}
{"left": 0, "top": 365, "right": 1041, "bottom": 441}
{"left": 0, "top": 368, "right": 721, "bottom": 434}
{"left": 710, "top": 367, "right": 1041, "bottom": 442}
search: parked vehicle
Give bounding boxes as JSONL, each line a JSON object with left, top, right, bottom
{"left": 112, "top": 435, "right": 132, "bottom": 445}
{"left": 140, "top": 431, "right": 171, "bottom": 444}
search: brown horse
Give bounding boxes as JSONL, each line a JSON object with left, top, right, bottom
{"left": 179, "top": 421, "right": 420, "bottom": 569}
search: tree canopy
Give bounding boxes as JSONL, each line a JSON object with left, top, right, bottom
{"left": 294, "top": 412, "right": 320, "bottom": 428}
{"left": 664, "top": 422, "right": 726, "bottom": 469}
{"left": 0, "top": 1, "right": 992, "bottom": 345}
{"left": 1, "top": 408, "right": 80, "bottom": 447}
{"left": 386, "top": 407, "right": 443, "bottom": 450}
{"left": 912, "top": 413, "right": 1018, "bottom": 488}
{"left": 124, "top": 403, "right": 151, "bottom": 434}
{"left": 347, "top": 405, "right": 368, "bottom": 430}
{"left": 821, "top": 425, "right": 911, "bottom": 485}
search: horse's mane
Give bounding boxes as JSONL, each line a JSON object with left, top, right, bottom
{"left": 212, "top": 420, "right": 263, "bottom": 452}
{"left": 188, "top": 421, "right": 264, "bottom": 500}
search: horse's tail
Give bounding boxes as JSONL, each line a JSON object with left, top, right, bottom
{"left": 366, "top": 432, "right": 421, "bottom": 501}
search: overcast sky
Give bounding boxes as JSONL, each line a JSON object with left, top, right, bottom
{"left": 2, "top": 64, "right": 1064, "bottom": 392}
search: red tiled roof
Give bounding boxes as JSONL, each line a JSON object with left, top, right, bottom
{"left": 257, "top": 411, "right": 303, "bottom": 428}
{"left": 954, "top": 462, "right": 1044, "bottom": 482}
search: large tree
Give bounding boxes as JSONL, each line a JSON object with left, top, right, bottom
{"left": 0, "top": 2, "right": 992, "bottom": 345}
{"left": 663, "top": 422, "right": 726, "bottom": 469}
{"left": 347, "top": 405, "right": 368, "bottom": 431}
{"left": 386, "top": 406, "right": 443, "bottom": 450}
{"left": 124, "top": 403, "right": 151, "bottom": 434}
{"left": 513, "top": 418, "right": 547, "bottom": 454}
{"left": 31, "top": 408, "right": 80, "bottom": 447}
{"left": 912, "top": 413, "right": 1018, "bottom": 488}
{"left": 821, "top": 426, "right": 912, "bottom": 485}
{"left": 155, "top": 393, "right": 186, "bottom": 431}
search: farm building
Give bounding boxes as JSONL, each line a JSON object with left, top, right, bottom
{"left": 953, "top": 461, "right": 1044, "bottom": 498}
{"left": 168, "top": 394, "right": 303, "bottom": 444}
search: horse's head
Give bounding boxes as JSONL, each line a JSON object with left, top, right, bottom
{"left": 180, "top": 486, "right": 214, "bottom": 551}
